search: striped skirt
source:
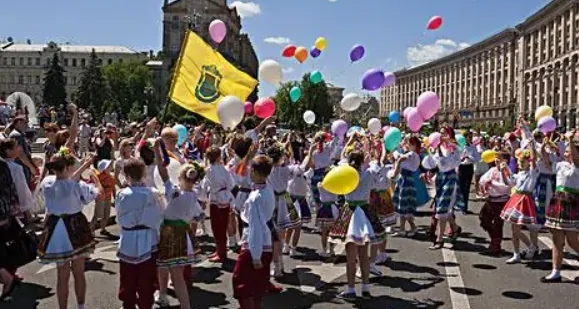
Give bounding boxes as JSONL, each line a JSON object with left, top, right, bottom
{"left": 392, "top": 169, "right": 418, "bottom": 217}
{"left": 545, "top": 187, "right": 579, "bottom": 231}
{"left": 434, "top": 170, "right": 464, "bottom": 219}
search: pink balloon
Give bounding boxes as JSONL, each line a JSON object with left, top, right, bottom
{"left": 244, "top": 102, "right": 253, "bottom": 114}
{"left": 428, "top": 132, "right": 442, "bottom": 149}
{"left": 209, "top": 19, "right": 227, "bottom": 44}
{"left": 416, "top": 91, "right": 440, "bottom": 120}
{"left": 538, "top": 116, "right": 557, "bottom": 134}
{"left": 403, "top": 107, "right": 413, "bottom": 118}
{"left": 254, "top": 97, "right": 276, "bottom": 119}
{"left": 406, "top": 107, "right": 424, "bottom": 132}
{"left": 381, "top": 125, "right": 390, "bottom": 133}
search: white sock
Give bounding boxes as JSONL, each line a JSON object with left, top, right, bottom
{"left": 547, "top": 269, "right": 561, "bottom": 279}
{"left": 513, "top": 253, "right": 520, "bottom": 259}
{"left": 361, "top": 283, "right": 371, "bottom": 292}
{"left": 344, "top": 285, "right": 355, "bottom": 293}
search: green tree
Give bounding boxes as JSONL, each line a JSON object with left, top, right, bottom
{"left": 274, "top": 73, "right": 332, "bottom": 130}
{"left": 42, "top": 53, "right": 67, "bottom": 107}
{"left": 74, "top": 50, "right": 109, "bottom": 118}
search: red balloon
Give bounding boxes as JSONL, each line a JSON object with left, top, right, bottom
{"left": 282, "top": 45, "right": 296, "bottom": 58}
{"left": 254, "top": 97, "right": 276, "bottom": 119}
{"left": 427, "top": 16, "right": 443, "bottom": 30}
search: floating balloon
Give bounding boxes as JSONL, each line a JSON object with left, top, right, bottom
{"left": 310, "top": 70, "right": 323, "bottom": 84}
{"left": 362, "top": 68, "right": 386, "bottom": 91}
{"left": 310, "top": 47, "right": 321, "bottom": 58}
{"left": 367, "top": 118, "right": 381, "bottom": 134}
{"left": 254, "top": 97, "right": 276, "bottom": 119}
{"left": 331, "top": 120, "right": 348, "bottom": 136}
{"left": 388, "top": 111, "right": 400, "bottom": 123}
{"left": 403, "top": 107, "right": 413, "bottom": 118}
{"left": 321, "top": 164, "right": 360, "bottom": 195}
{"left": 217, "top": 95, "right": 244, "bottom": 129}
{"left": 349, "top": 44, "right": 365, "bottom": 62}
{"left": 282, "top": 45, "right": 296, "bottom": 58}
{"left": 315, "top": 37, "right": 327, "bottom": 51}
{"left": 208, "top": 19, "right": 227, "bottom": 43}
{"left": 456, "top": 134, "right": 466, "bottom": 149}
{"left": 347, "top": 126, "right": 365, "bottom": 137}
{"left": 259, "top": 60, "right": 283, "bottom": 84}
{"left": 384, "top": 127, "right": 402, "bottom": 152}
{"left": 481, "top": 150, "right": 497, "bottom": 164}
{"left": 427, "top": 16, "right": 443, "bottom": 30}
{"left": 406, "top": 107, "right": 424, "bottom": 132}
{"left": 538, "top": 116, "right": 557, "bottom": 134}
{"left": 428, "top": 132, "right": 442, "bottom": 149}
{"left": 423, "top": 136, "right": 429, "bottom": 147}
{"left": 383, "top": 72, "right": 396, "bottom": 87}
{"left": 173, "top": 124, "right": 188, "bottom": 147}
{"left": 303, "top": 110, "right": 316, "bottom": 124}
{"left": 381, "top": 125, "right": 390, "bottom": 134}
{"left": 289, "top": 86, "right": 302, "bottom": 102}
{"left": 416, "top": 91, "right": 440, "bottom": 120}
{"left": 244, "top": 101, "right": 253, "bottom": 114}
{"left": 340, "top": 93, "right": 362, "bottom": 112}
{"left": 294, "top": 47, "right": 308, "bottom": 63}
{"left": 535, "top": 105, "right": 553, "bottom": 121}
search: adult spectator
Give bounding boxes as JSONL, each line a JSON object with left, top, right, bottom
{"left": 95, "top": 127, "right": 115, "bottom": 167}
{"left": 0, "top": 157, "right": 21, "bottom": 299}
{"left": 78, "top": 119, "right": 92, "bottom": 156}
{"left": 8, "top": 116, "right": 38, "bottom": 185}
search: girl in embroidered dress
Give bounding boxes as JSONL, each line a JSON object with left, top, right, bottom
{"left": 316, "top": 182, "right": 339, "bottom": 258}
{"left": 329, "top": 150, "right": 385, "bottom": 301}
{"left": 310, "top": 132, "right": 338, "bottom": 208}
{"left": 37, "top": 148, "right": 101, "bottom": 309}
{"left": 288, "top": 144, "right": 312, "bottom": 225}
{"left": 541, "top": 130, "right": 579, "bottom": 283}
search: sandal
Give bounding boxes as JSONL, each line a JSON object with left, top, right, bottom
{"left": 429, "top": 242, "right": 443, "bottom": 250}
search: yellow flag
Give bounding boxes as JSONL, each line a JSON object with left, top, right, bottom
{"left": 169, "top": 30, "right": 258, "bottom": 123}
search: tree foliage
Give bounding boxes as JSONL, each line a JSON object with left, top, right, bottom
{"left": 74, "top": 50, "right": 108, "bottom": 118}
{"left": 274, "top": 73, "right": 333, "bottom": 130}
{"left": 103, "top": 61, "right": 155, "bottom": 120}
{"left": 42, "top": 53, "right": 67, "bottom": 107}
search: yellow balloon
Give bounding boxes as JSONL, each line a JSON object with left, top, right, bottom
{"left": 423, "top": 136, "right": 429, "bottom": 147}
{"left": 535, "top": 105, "right": 553, "bottom": 121}
{"left": 481, "top": 150, "right": 497, "bottom": 164}
{"left": 321, "top": 165, "right": 359, "bottom": 195}
{"left": 315, "top": 37, "right": 327, "bottom": 51}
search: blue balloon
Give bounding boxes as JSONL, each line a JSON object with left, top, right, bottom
{"left": 388, "top": 111, "right": 400, "bottom": 123}
{"left": 173, "top": 124, "right": 188, "bottom": 146}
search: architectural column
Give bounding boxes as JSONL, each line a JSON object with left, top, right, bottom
{"left": 570, "top": 6, "right": 576, "bottom": 50}
{"left": 493, "top": 48, "right": 499, "bottom": 110}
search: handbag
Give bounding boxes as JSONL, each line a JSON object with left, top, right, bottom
{"left": 4, "top": 217, "right": 39, "bottom": 268}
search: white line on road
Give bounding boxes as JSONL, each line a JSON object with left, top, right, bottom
{"left": 538, "top": 236, "right": 579, "bottom": 281}
{"left": 441, "top": 247, "right": 471, "bottom": 309}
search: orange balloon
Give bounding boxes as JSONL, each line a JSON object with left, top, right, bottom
{"left": 294, "top": 46, "right": 308, "bottom": 63}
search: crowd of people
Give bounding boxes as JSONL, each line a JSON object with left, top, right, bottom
{"left": 0, "top": 102, "right": 578, "bottom": 309}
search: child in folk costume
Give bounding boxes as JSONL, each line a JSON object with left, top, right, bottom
{"left": 310, "top": 132, "right": 338, "bottom": 208}
{"left": 478, "top": 152, "right": 511, "bottom": 255}
{"left": 329, "top": 150, "right": 385, "bottom": 300}
{"left": 541, "top": 131, "right": 579, "bottom": 283}
{"left": 289, "top": 152, "right": 312, "bottom": 225}
{"left": 533, "top": 135, "right": 558, "bottom": 247}
{"left": 153, "top": 139, "right": 205, "bottom": 309}
{"left": 115, "top": 158, "right": 164, "bottom": 309}
{"left": 203, "top": 146, "right": 235, "bottom": 263}
{"left": 232, "top": 155, "right": 276, "bottom": 309}
{"left": 37, "top": 148, "right": 101, "bottom": 309}
{"left": 316, "top": 182, "right": 340, "bottom": 258}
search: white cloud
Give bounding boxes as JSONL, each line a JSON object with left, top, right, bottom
{"left": 229, "top": 1, "right": 261, "bottom": 18}
{"left": 407, "top": 39, "right": 470, "bottom": 66}
{"left": 328, "top": 0, "right": 338, "bottom": 2}
{"left": 263, "top": 36, "right": 291, "bottom": 45}
{"left": 282, "top": 67, "right": 294, "bottom": 73}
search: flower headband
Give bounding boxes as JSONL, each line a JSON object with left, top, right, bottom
{"left": 57, "top": 147, "right": 72, "bottom": 156}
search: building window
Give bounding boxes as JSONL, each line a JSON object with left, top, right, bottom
{"left": 71, "top": 76, "right": 77, "bottom": 85}
{"left": 2, "top": 58, "right": 6, "bottom": 66}
{"left": 35, "top": 76, "right": 40, "bottom": 84}
{"left": 18, "top": 76, "right": 24, "bottom": 84}
{"left": 10, "top": 58, "right": 15, "bottom": 66}
{"left": 108, "top": 59, "right": 113, "bottom": 65}
{"left": 46, "top": 58, "right": 50, "bottom": 66}
{"left": 172, "top": 16, "right": 180, "bottom": 30}
{"left": 27, "top": 76, "right": 32, "bottom": 84}
{"left": 27, "top": 58, "right": 32, "bottom": 66}
{"left": 72, "top": 59, "right": 77, "bottom": 67}
{"left": 81, "top": 59, "right": 86, "bottom": 67}
{"left": 64, "top": 58, "right": 69, "bottom": 66}
{"left": 35, "top": 58, "right": 41, "bottom": 66}
{"left": 19, "top": 58, "right": 24, "bottom": 66}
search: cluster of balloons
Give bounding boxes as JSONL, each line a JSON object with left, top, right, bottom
{"left": 282, "top": 37, "right": 327, "bottom": 63}
{"left": 289, "top": 71, "right": 324, "bottom": 103}
{"left": 534, "top": 105, "right": 556, "bottom": 134}
{"left": 402, "top": 91, "right": 441, "bottom": 132}
{"left": 362, "top": 69, "right": 395, "bottom": 91}
{"left": 209, "top": 19, "right": 227, "bottom": 44}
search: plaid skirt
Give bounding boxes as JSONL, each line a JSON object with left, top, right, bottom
{"left": 315, "top": 201, "right": 339, "bottom": 229}
{"left": 500, "top": 192, "right": 537, "bottom": 225}
{"left": 157, "top": 220, "right": 196, "bottom": 268}
{"left": 434, "top": 170, "right": 465, "bottom": 218}
{"left": 545, "top": 189, "right": 579, "bottom": 231}
{"left": 274, "top": 191, "right": 301, "bottom": 229}
{"left": 533, "top": 173, "right": 553, "bottom": 226}
{"left": 370, "top": 189, "right": 397, "bottom": 227}
{"left": 38, "top": 212, "right": 96, "bottom": 264}
{"left": 291, "top": 195, "right": 311, "bottom": 224}
{"left": 328, "top": 201, "right": 386, "bottom": 245}
{"left": 393, "top": 169, "right": 418, "bottom": 216}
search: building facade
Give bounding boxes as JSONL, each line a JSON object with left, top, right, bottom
{"left": 162, "top": 0, "right": 259, "bottom": 101}
{"left": 0, "top": 41, "right": 146, "bottom": 104}
{"left": 382, "top": 0, "right": 579, "bottom": 129}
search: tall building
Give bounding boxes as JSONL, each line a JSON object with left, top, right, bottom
{"left": 0, "top": 41, "right": 146, "bottom": 103}
{"left": 161, "top": 0, "right": 259, "bottom": 101}
{"left": 382, "top": 0, "right": 579, "bottom": 129}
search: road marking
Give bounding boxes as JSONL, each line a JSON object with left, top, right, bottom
{"left": 36, "top": 244, "right": 118, "bottom": 274}
{"left": 441, "top": 247, "right": 471, "bottom": 309}
{"left": 297, "top": 243, "right": 346, "bottom": 292}
{"left": 538, "top": 236, "right": 579, "bottom": 281}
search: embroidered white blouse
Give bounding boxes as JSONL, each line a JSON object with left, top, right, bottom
{"left": 555, "top": 161, "right": 579, "bottom": 189}
{"left": 433, "top": 147, "right": 461, "bottom": 172}
{"left": 40, "top": 176, "right": 99, "bottom": 215}
{"left": 203, "top": 164, "right": 235, "bottom": 205}
{"left": 345, "top": 168, "right": 379, "bottom": 201}
{"left": 6, "top": 160, "right": 34, "bottom": 212}
{"left": 268, "top": 163, "right": 301, "bottom": 193}
{"left": 239, "top": 184, "right": 275, "bottom": 260}
{"left": 163, "top": 180, "right": 204, "bottom": 222}
{"left": 479, "top": 167, "right": 512, "bottom": 202}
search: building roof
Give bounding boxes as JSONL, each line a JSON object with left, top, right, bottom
{"left": 0, "top": 43, "right": 140, "bottom": 54}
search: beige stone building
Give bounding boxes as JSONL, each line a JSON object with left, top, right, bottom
{"left": 382, "top": 0, "right": 579, "bottom": 129}
{"left": 0, "top": 41, "right": 146, "bottom": 104}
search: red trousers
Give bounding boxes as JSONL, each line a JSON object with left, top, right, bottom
{"left": 118, "top": 254, "right": 158, "bottom": 309}
{"left": 232, "top": 249, "right": 273, "bottom": 305}
{"left": 210, "top": 204, "right": 230, "bottom": 259}
{"left": 479, "top": 200, "right": 505, "bottom": 251}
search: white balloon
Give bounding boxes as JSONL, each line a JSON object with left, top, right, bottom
{"left": 154, "top": 158, "right": 182, "bottom": 190}
{"left": 367, "top": 117, "right": 381, "bottom": 134}
{"left": 217, "top": 95, "right": 245, "bottom": 129}
{"left": 340, "top": 93, "right": 362, "bottom": 112}
{"left": 421, "top": 155, "right": 436, "bottom": 170}
{"left": 303, "top": 110, "right": 316, "bottom": 124}
{"left": 259, "top": 59, "right": 283, "bottom": 84}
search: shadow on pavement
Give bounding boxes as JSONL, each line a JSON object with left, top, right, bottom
{"left": 0, "top": 282, "right": 53, "bottom": 309}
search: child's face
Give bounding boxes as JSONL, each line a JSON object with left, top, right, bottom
{"left": 518, "top": 157, "right": 530, "bottom": 170}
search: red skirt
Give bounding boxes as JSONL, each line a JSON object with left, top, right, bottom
{"left": 369, "top": 189, "right": 397, "bottom": 227}
{"left": 500, "top": 193, "right": 537, "bottom": 225}
{"left": 545, "top": 191, "right": 579, "bottom": 231}
{"left": 232, "top": 249, "right": 273, "bottom": 300}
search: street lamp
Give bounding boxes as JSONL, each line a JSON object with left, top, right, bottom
{"left": 143, "top": 86, "right": 154, "bottom": 118}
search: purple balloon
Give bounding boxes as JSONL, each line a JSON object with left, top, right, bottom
{"left": 331, "top": 120, "right": 348, "bottom": 137}
{"left": 383, "top": 72, "right": 396, "bottom": 87}
{"left": 310, "top": 47, "right": 321, "bottom": 58}
{"left": 361, "top": 68, "right": 386, "bottom": 91}
{"left": 349, "top": 44, "right": 365, "bottom": 62}
{"left": 538, "top": 116, "right": 557, "bottom": 134}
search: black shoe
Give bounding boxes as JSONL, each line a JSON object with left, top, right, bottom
{"left": 337, "top": 291, "right": 357, "bottom": 301}
{"left": 540, "top": 275, "right": 562, "bottom": 283}
{"left": 361, "top": 291, "right": 372, "bottom": 299}
{"left": 100, "top": 230, "right": 120, "bottom": 241}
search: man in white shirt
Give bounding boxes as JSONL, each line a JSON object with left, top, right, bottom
{"left": 78, "top": 119, "right": 92, "bottom": 156}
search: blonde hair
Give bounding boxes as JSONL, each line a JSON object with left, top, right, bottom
{"left": 179, "top": 162, "right": 205, "bottom": 183}
{"left": 161, "top": 127, "right": 178, "bottom": 138}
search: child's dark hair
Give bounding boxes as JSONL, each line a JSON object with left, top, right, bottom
{"left": 251, "top": 155, "right": 273, "bottom": 178}
{"left": 231, "top": 135, "right": 253, "bottom": 158}
{"left": 46, "top": 147, "right": 76, "bottom": 172}
{"left": 348, "top": 150, "right": 364, "bottom": 170}
{"left": 123, "top": 158, "right": 146, "bottom": 182}
{"left": 139, "top": 142, "right": 155, "bottom": 166}
{"left": 266, "top": 145, "right": 283, "bottom": 163}
{"left": 0, "top": 138, "right": 17, "bottom": 158}
{"left": 205, "top": 146, "right": 221, "bottom": 164}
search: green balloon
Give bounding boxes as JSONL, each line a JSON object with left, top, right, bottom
{"left": 310, "top": 70, "right": 323, "bottom": 84}
{"left": 456, "top": 134, "right": 466, "bottom": 148}
{"left": 289, "top": 86, "right": 301, "bottom": 102}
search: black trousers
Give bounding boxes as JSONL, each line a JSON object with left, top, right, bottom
{"left": 458, "top": 164, "right": 474, "bottom": 212}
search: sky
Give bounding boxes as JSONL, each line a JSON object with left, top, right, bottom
{"left": 0, "top": 0, "right": 552, "bottom": 98}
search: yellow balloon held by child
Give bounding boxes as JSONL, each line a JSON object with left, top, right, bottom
{"left": 321, "top": 165, "right": 359, "bottom": 195}
{"left": 481, "top": 150, "right": 497, "bottom": 164}
{"left": 534, "top": 105, "right": 553, "bottom": 121}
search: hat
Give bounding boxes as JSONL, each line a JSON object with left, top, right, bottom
{"left": 97, "top": 159, "right": 112, "bottom": 173}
